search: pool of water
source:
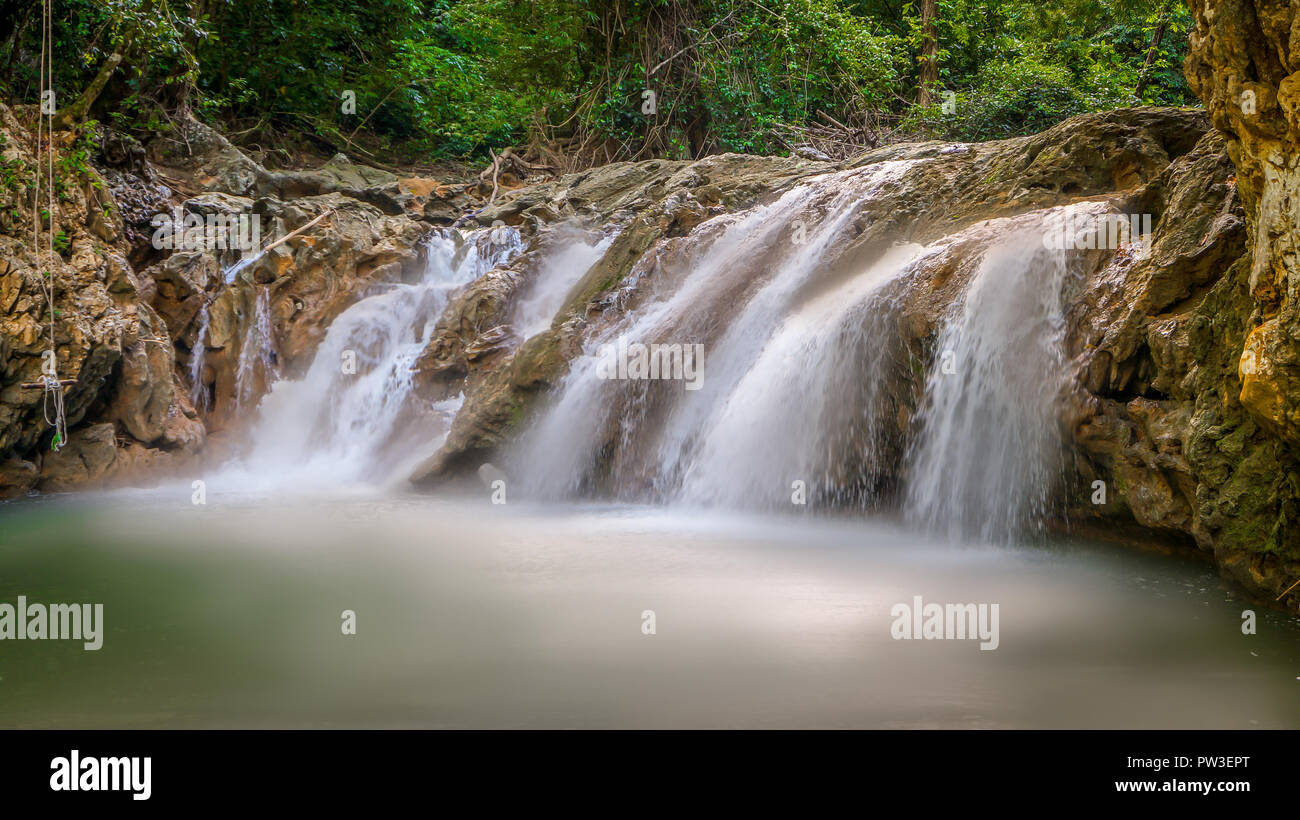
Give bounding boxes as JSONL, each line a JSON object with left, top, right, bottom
{"left": 0, "top": 487, "right": 1296, "bottom": 728}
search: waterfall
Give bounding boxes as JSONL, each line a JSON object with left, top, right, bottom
{"left": 223, "top": 249, "right": 262, "bottom": 285}
{"left": 902, "top": 232, "right": 1074, "bottom": 542}
{"left": 190, "top": 252, "right": 259, "bottom": 416}
{"left": 189, "top": 303, "right": 211, "bottom": 413}
{"left": 499, "top": 170, "right": 1097, "bottom": 542}
{"left": 652, "top": 164, "right": 920, "bottom": 499}
{"left": 224, "top": 226, "right": 522, "bottom": 488}
{"left": 675, "top": 241, "right": 927, "bottom": 508}
{"left": 511, "top": 228, "right": 616, "bottom": 339}
{"left": 234, "top": 287, "right": 279, "bottom": 409}
{"left": 209, "top": 156, "right": 1100, "bottom": 543}
{"left": 508, "top": 161, "right": 922, "bottom": 499}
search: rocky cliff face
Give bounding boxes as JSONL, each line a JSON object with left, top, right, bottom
{"left": 1165, "top": 0, "right": 1300, "bottom": 605}
{"left": 410, "top": 110, "right": 1206, "bottom": 479}
{"left": 0, "top": 102, "right": 193, "bottom": 494}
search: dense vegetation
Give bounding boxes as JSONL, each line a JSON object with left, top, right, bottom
{"left": 0, "top": 0, "right": 1195, "bottom": 166}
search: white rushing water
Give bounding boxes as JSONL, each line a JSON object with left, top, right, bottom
{"left": 224, "top": 227, "right": 522, "bottom": 489}
{"left": 223, "top": 249, "right": 263, "bottom": 285}
{"left": 903, "top": 231, "right": 1073, "bottom": 541}
{"left": 654, "top": 164, "right": 921, "bottom": 501}
{"left": 234, "top": 286, "right": 280, "bottom": 410}
{"left": 214, "top": 161, "right": 1096, "bottom": 540}
{"left": 189, "top": 302, "right": 211, "bottom": 413}
{"left": 675, "top": 241, "right": 927, "bottom": 507}
{"left": 500, "top": 168, "right": 1098, "bottom": 540}
{"left": 510, "top": 227, "right": 616, "bottom": 339}
{"left": 509, "top": 162, "right": 922, "bottom": 500}
{"left": 190, "top": 252, "right": 271, "bottom": 414}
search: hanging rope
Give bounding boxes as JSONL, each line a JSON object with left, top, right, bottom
{"left": 34, "top": 0, "right": 67, "bottom": 451}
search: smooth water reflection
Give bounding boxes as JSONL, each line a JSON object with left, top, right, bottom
{"left": 0, "top": 489, "right": 1296, "bottom": 728}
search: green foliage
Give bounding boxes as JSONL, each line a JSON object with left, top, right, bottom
{"left": 54, "top": 123, "right": 102, "bottom": 199}
{"left": 384, "top": 0, "right": 586, "bottom": 155}
{"left": 899, "top": 0, "right": 1196, "bottom": 140}
{"left": 0, "top": 156, "right": 30, "bottom": 193}
{"left": 0, "top": 0, "right": 1201, "bottom": 160}
{"left": 689, "top": 0, "right": 904, "bottom": 153}
{"left": 911, "top": 55, "right": 1115, "bottom": 141}
{"left": 3, "top": 0, "right": 203, "bottom": 130}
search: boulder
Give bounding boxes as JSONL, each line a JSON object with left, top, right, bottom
{"left": 39, "top": 423, "right": 118, "bottom": 492}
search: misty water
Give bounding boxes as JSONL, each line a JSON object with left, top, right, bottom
{"left": 1, "top": 489, "right": 1298, "bottom": 728}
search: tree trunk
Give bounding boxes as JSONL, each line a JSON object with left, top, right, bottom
{"left": 2, "top": 0, "right": 33, "bottom": 90}
{"left": 918, "top": 0, "right": 939, "bottom": 106}
{"left": 51, "top": 51, "right": 122, "bottom": 130}
{"left": 51, "top": 24, "right": 138, "bottom": 131}
{"left": 1135, "top": 1, "right": 1173, "bottom": 98}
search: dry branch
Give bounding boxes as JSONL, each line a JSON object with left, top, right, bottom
{"left": 261, "top": 209, "right": 333, "bottom": 254}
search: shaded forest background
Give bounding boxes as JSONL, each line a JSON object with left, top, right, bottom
{"left": 0, "top": 0, "right": 1195, "bottom": 171}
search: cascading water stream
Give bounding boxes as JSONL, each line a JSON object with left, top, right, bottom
{"left": 502, "top": 174, "right": 1100, "bottom": 542}
{"left": 652, "top": 162, "right": 920, "bottom": 496}
{"left": 234, "top": 286, "right": 279, "bottom": 410}
{"left": 223, "top": 250, "right": 263, "bottom": 285}
{"left": 508, "top": 161, "right": 922, "bottom": 499}
{"left": 511, "top": 229, "right": 616, "bottom": 340}
{"left": 675, "top": 241, "right": 929, "bottom": 508}
{"left": 189, "top": 302, "right": 211, "bottom": 412}
{"left": 205, "top": 156, "right": 1103, "bottom": 545}
{"left": 191, "top": 252, "right": 265, "bottom": 414}
{"left": 901, "top": 202, "right": 1111, "bottom": 541}
{"left": 222, "top": 227, "right": 522, "bottom": 489}
{"left": 902, "top": 234, "right": 1073, "bottom": 542}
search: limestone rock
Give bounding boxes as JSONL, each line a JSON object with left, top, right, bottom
{"left": 0, "top": 458, "right": 37, "bottom": 495}
{"left": 1177, "top": 0, "right": 1300, "bottom": 607}
{"left": 39, "top": 423, "right": 118, "bottom": 492}
{"left": 105, "top": 303, "right": 174, "bottom": 444}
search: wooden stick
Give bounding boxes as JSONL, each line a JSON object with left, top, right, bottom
{"left": 155, "top": 172, "right": 201, "bottom": 197}
{"left": 19, "top": 378, "right": 76, "bottom": 389}
{"left": 1275, "top": 576, "right": 1300, "bottom": 601}
{"left": 260, "top": 209, "right": 333, "bottom": 255}
{"left": 486, "top": 148, "right": 502, "bottom": 205}
{"left": 817, "top": 110, "right": 852, "bottom": 131}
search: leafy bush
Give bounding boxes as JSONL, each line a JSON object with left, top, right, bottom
{"left": 0, "top": 0, "right": 1201, "bottom": 162}
{"left": 950, "top": 57, "right": 1111, "bottom": 140}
